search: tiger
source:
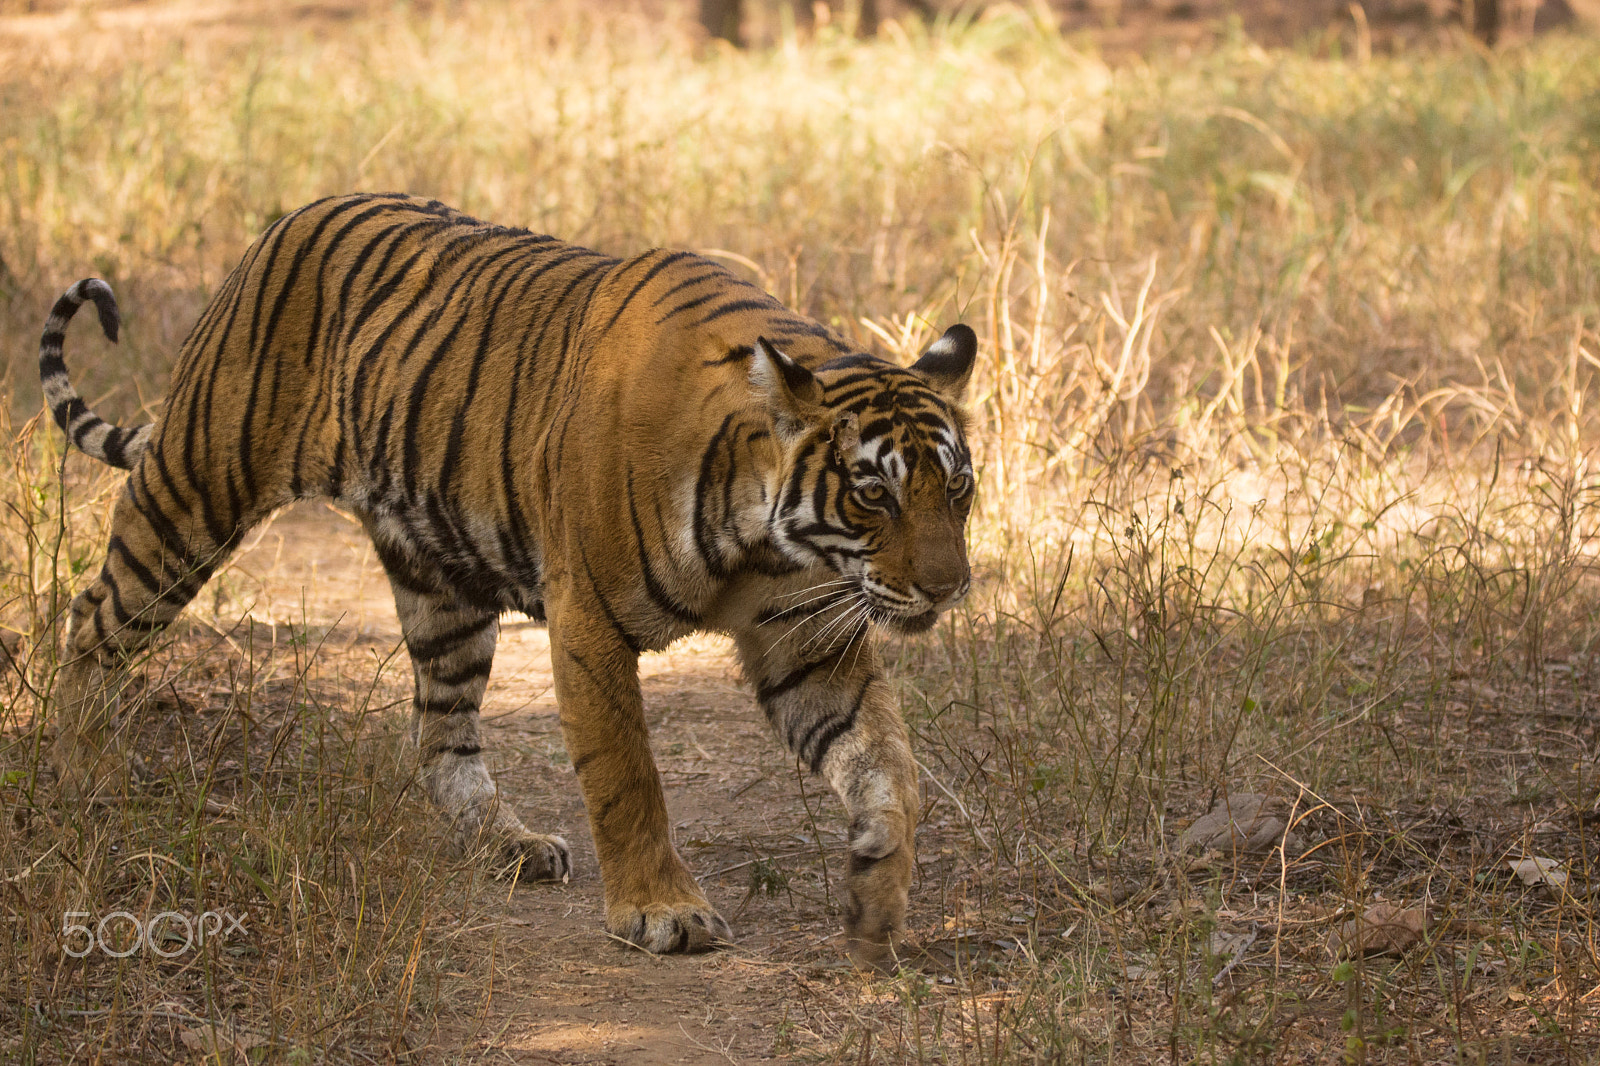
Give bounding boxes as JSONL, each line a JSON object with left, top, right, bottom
{"left": 39, "top": 192, "right": 977, "bottom": 967}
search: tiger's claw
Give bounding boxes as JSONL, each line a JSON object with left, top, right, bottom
{"left": 607, "top": 899, "right": 732, "bottom": 954}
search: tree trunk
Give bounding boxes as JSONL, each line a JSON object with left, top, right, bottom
{"left": 858, "top": 0, "right": 880, "bottom": 37}
{"left": 700, "top": 0, "right": 743, "bottom": 46}
{"left": 1468, "top": 0, "right": 1501, "bottom": 42}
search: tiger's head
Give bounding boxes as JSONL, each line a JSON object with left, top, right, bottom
{"left": 752, "top": 325, "right": 979, "bottom": 634}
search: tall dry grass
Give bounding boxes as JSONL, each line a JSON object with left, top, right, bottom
{"left": 1, "top": 1, "right": 1597, "bottom": 1061}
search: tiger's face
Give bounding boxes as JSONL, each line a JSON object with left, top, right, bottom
{"left": 752, "top": 326, "right": 979, "bottom": 634}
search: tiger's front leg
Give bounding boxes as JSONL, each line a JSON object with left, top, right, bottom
{"left": 734, "top": 620, "right": 919, "bottom": 970}
{"left": 547, "top": 592, "right": 731, "bottom": 953}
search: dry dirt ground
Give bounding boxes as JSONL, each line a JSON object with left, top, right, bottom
{"left": 217, "top": 501, "right": 970, "bottom": 1064}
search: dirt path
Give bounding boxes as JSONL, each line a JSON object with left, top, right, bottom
{"left": 223, "top": 502, "right": 889, "bottom": 1064}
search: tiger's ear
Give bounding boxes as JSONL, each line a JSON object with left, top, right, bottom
{"left": 751, "top": 337, "right": 826, "bottom": 443}
{"left": 910, "top": 324, "right": 978, "bottom": 404}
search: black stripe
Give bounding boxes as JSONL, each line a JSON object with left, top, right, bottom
{"left": 100, "top": 571, "right": 167, "bottom": 635}
{"left": 366, "top": 240, "right": 526, "bottom": 491}
{"left": 59, "top": 396, "right": 88, "bottom": 434}
{"left": 579, "top": 550, "right": 643, "bottom": 656}
{"left": 398, "top": 246, "right": 600, "bottom": 495}
{"left": 179, "top": 236, "right": 275, "bottom": 543}
{"left": 107, "top": 536, "right": 163, "bottom": 594}
{"left": 100, "top": 429, "right": 128, "bottom": 469}
{"left": 769, "top": 318, "right": 844, "bottom": 344}
{"left": 370, "top": 540, "right": 435, "bottom": 595}
{"left": 499, "top": 253, "right": 621, "bottom": 583}
{"left": 430, "top": 659, "right": 493, "bottom": 687}
{"left": 417, "top": 697, "right": 474, "bottom": 716}
{"left": 235, "top": 200, "right": 379, "bottom": 503}
{"left": 755, "top": 649, "right": 846, "bottom": 706}
{"left": 342, "top": 224, "right": 450, "bottom": 346}
{"left": 819, "top": 353, "right": 883, "bottom": 373}
{"left": 848, "top": 850, "right": 893, "bottom": 877}
{"left": 779, "top": 440, "right": 819, "bottom": 513}
{"left": 426, "top": 253, "right": 541, "bottom": 585}
{"left": 701, "top": 344, "right": 752, "bottom": 367}
{"left": 593, "top": 793, "right": 624, "bottom": 830}
{"left": 526, "top": 255, "right": 616, "bottom": 420}
{"left": 321, "top": 203, "right": 459, "bottom": 485}
{"left": 626, "top": 468, "right": 701, "bottom": 625}
{"left": 562, "top": 647, "right": 623, "bottom": 700}
{"left": 600, "top": 250, "right": 697, "bottom": 335}
{"left": 649, "top": 267, "right": 731, "bottom": 308}
{"left": 654, "top": 290, "right": 720, "bottom": 324}
{"left": 436, "top": 249, "right": 536, "bottom": 502}
{"left": 124, "top": 475, "right": 188, "bottom": 563}
{"left": 692, "top": 414, "right": 739, "bottom": 579}
{"left": 693, "top": 298, "right": 784, "bottom": 327}
{"left": 369, "top": 232, "right": 517, "bottom": 481}
{"left": 800, "top": 677, "right": 870, "bottom": 772}
{"left": 494, "top": 239, "right": 602, "bottom": 478}
{"left": 405, "top": 615, "right": 495, "bottom": 662}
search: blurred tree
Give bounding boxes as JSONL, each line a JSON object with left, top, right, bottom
{"left": 1467, "top": 0, "right": 1502, "bottom": 41}
{"left": 858, "top": 0, "right": 880, "bottom": 36}
{"left": 701, "top": 0, "right": 743, "bottom": 44}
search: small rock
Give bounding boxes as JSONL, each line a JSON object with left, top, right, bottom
{"left": 1326, "top": 903, "right": 1428, "bottom": 958}
{"left": 1179, "top": 792, "right": 1302, "bottom": 858}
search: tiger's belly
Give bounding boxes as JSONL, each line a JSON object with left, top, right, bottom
{"left": 357, "top": 495, "right": 547, "bottom": 619}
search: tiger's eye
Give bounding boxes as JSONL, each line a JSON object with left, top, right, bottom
{"left": 855, "top": 483, "right": 890, "bottom": 506}
{"left": 948, "top": 473, "right": 972, "bottom": 498}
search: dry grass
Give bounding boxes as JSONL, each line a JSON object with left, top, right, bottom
{"left": 1, "top": 1, "right": 1598, "bottom": 1062}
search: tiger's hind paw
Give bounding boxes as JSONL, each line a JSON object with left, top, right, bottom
{"left": 607, "top": 900, "right": 732, "bottom": 954}
{"left": 53, "top": 734, "right": 149, "bottom": 801}
{"left": 492, "top": 832, "right": 571, "bottom": 884}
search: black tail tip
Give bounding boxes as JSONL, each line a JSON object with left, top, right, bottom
{"left": 77, "top": 279, "right": 120, "bottom": 343}
{"left": 91, "top": 292, "right": 120, "bottom": 344}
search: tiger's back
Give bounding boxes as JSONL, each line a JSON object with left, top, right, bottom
{"left": 41, "top": 192, "right": 979, "bottom": 966}
{"left": 137, "top": 195, "right": 849, "bottom": 611}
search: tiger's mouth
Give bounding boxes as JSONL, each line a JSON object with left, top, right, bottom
{"left": 864, "top": 599, "right": 940, "bottom": 635}
{"left": 890, "top": 609, "right": 940, "bottom": 634}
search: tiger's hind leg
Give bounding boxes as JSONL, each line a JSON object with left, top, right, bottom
{"left": 52, "top": 472, "right": 241, "bottom": 797}
{"left": 372, "top": 533, "right": 570, "bottom": 881}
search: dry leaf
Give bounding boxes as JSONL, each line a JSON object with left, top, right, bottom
{"left": 1326, "top": 903, "right": 1429, "bottom": 958}
{"left": 1209, "top": 928, "right": 1256, "bottom": 959}
{"left": 1508, "top": 857, "right": 1568, "bottom": 892}
{"left": 1179, "top": 792, "right": 1302, "bottom": 858}
{"left": 179, "top": 1023, "right": 267, "bottom": 1058}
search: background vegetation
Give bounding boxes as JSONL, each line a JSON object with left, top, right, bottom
{"left": 1, "top": 0, "right": 1597, "bottom": 1061}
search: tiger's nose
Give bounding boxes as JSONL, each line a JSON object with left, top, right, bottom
{"left": 916, "top": 577, "right": 964, "bottom": 604}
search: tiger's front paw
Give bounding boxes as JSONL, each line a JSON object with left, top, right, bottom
{"left": 844, "top": 808, "right": 915, "bottom": 971}
{"left": 607, "top": 897, "right": 732, "bottom": 954}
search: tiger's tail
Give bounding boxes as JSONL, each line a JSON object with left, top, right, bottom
{"left": 39, "top": 278, "right": 153, "bottom": 470}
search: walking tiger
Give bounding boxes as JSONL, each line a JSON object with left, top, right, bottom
{"left": 40, "top": 193, "right": 978, "bottom": 966}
